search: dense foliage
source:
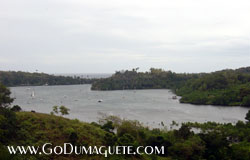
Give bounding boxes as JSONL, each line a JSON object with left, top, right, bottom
{"left": 177, "top": 69, "right": 250, "bottom": 106}
{"left": 92, "top": 67, "right": 250, "bottom": 106}
{"left": 1, "top": 110, "right": 250, "bottom": 160}
{"left": 91, "top": 68, "right": 200, "bottom": 90}
{"left": 0, "top": 71, "right": 97, "bottom": 86}
{"left": 0, "top": 83, "right": 14, "bottom": 108}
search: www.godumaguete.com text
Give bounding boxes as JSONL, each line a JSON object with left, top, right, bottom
{"left": 7, "top": 143, "right": 165, "bottom": 157}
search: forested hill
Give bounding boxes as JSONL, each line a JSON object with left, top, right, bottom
{"left": 177, "top": 67, "right": 250, "bottom": 106}
{"left": 0, "top": 71, "right": 97, "bottom": 86}
{"left": 91, "top": 68, "right": 203, "bottom": 90}
{"left": 91, "top": 67, "right": 250, "bottom": 106}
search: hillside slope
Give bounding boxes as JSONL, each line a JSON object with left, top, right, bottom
{"left": 1, "top": 110, "right": 250, "bottom": 160}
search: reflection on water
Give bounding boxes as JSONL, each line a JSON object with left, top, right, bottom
{"left": 10, "top": 85, "right": 249, "bottom": 128}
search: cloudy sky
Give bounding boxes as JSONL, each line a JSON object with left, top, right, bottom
{"left": 0, "top": 0, "right": 249, "bottom": 73}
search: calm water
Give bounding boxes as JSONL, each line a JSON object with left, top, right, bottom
{"left": 10, "top": 85, "right": 249, "bottom": 128}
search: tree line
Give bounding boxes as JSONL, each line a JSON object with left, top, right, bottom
{"left": 0, "top": 71, "right": 98, "bottom": 86}
{"left": 91, "top": 67, "right": 250, "bottom": 106}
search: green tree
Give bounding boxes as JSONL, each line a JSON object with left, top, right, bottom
{"left": 175, "top": 124, "right": 193, "bottom": 139}
{"left": 0, "top": 83, "right": 13, "bottom": 108}
{"left": 117, "top": 133, "right": 136, "bottom": 146}
{"left": 10, "top": 105, "right": 22, "bottom": 112}
{"left": 101, "top": 121, "right": 114, "bottom": 132}
{"left": 242, "top": 95, "right": 250, "bottom": 106}
{"left": 231, "top": 142, "right": 250, "bottom": 160}
{"left": 104, "top": 133, "right": 117, "bottom": 146}
{"left": 59, "top": 105, "right": 70, "bottom": 116}
{"left": 0, "top": 107, "right": 18, "bottom": 144}
{"left": 52, "top": 105, "right": 58, "bottom": 114}
{"left": 245, "top": 110, "right": 250, "bottom": 122}
{"left": 69, "top": 132, "right": 78, "bottom": 145}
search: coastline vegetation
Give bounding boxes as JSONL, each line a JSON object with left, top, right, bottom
{"left": 0, "top": 71, "right": 97, "bottom": 87}
{"left": 91, "top": 67, "right": 250, "bottom": 106}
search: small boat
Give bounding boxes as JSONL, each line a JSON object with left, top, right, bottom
{"left": 31, "top": 91, "right": 35, "bottom": 98}
{"left": 172, "top": 96, "right": 177, "bottom": 99}
{"left": 98, "top": 99, "right": 103, "bottom": 103}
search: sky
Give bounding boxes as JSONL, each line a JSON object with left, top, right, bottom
{"left": 0, "top": 0, "right": 249, "bottom": 73}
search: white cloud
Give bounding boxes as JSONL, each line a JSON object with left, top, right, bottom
{"left": 0, "top": 0, "right": 249, "bottom": 73}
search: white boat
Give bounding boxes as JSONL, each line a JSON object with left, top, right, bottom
{"left": 31, "top": 91, "right": 35, "bottom": 98}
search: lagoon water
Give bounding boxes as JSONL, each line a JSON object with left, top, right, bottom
{"left": 10, "top": 84, "right": 249, "bottom": 128}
